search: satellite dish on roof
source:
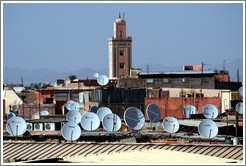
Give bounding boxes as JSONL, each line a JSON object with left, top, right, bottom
{"left": 238, "top": 86, "right": 243, "bottom": 97}
{"left": 183, "top": 105, "right": 198, "bottom": 118}
{"left": 65, "top": 100, "right": 80, "bottom": 111}
{"left": 97, "top": 75, "right": 109, "bottom": 86}
{"left": 203, "top": 104, "right": 218, "bottom": 119}
{"left": 89, "top": 105, "right": 98, "bottom": 114}
{"left": 162, "top": 116, "right": 179, "bottom": 133}
{"left": 40, "top": 110, "right": 49, "bottom": 116}
{"left": 146, "top": 103, "right": 160, "bottom": 123}
{"left": 7, "top": 112, "right": 16, "bottom": 120}
{"left": 11, "top": 105, "right": 18, "bottom": 112}
{"left": 81, "top": 112, "right": 100, "bottom": 131}
{"left": 124, "top": 107, "right": 145, "bottom": 130}
{"left": 61, "top": 122, "right": 81, "bottom": 141}
{"left": 236, "top": 102, "right": 243, "bottom": 114}
{"left": 198, "top": 119, "right": 218, "bottom": 139}
{"left": 66, "top": 110, "right": 82, "bottom": 124}
{"left": 93, "top": 73, "right": 99, "bottom": 78}
{"left": 102, "top": 113, "right": 122, "bottom": 132}
{"left": 96, "top": 107, "right": 112, "bottom": 122}
{"left": 6, "top": 116, "right": 27, "bottom": 136}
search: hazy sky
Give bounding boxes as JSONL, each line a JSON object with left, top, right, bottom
{"left": 3, "top": 2, "right": 243, "bottom": 73}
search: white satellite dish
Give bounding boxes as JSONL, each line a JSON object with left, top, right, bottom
{"left": 124, "top": 107, "right": 145, "bottom": 130}
{"left": 183, "top": 105, "right": 198, "bottom": 118}
{"left": 7, "top": 112, "right": 16, "bottom": 120}
{"left": 6, "top": 116, "right": 27, "bottom": 136}
{"left": 238, "top": 86, "right": 243, "bottom": 97}
{"left": 89, "top": 105, "right": 98, "bottom": 114}
{"left": 65, "top": 100, "right": 80, "bottom": 111}
{"left": 93, "top": 73, "right": 99, "bottom": 78}
{"left": 97, "top": 75, "right": 109, "bottom": 86}
{"left": 96, "top": 107, "right": 112, "bottom": 122}
{"left": 198, "top": 119, "right": 218, "bottom": 139}
{"left": 61, "top": 122, "right": 81, "bottom": 141}
{"left": 146, "top": 103, "right": 160, "bottom": 123}
{"left": 203, "top": 104, "right": 218, "bottom": 119}
{"left": 236, "top": 102, "right": 243, "bottom": 114}
{"left": 40, "top": 110, "right": 49, "bottom": 116}
{"left": 81, "top": 112, "right": 100, "bottom": 131}
{"left": 162, "top": 116, "right": 179, "bottom": 133}
{"left": 102, "top": 113, "right": 122, "bottom": 132}
{"left": 66, "top": 110, "right": 82, "bottom": 124}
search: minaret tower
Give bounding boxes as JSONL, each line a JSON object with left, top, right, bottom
{"left": 108, "top": 13, "right": 132, "bottom": 78}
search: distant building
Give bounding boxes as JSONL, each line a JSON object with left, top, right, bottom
{"left": 108, "top": 14, "right": 132, "bottom": 78}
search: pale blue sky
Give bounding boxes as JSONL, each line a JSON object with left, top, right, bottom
{"left": 2, "top": 2, "right": 244, "bottom": 83}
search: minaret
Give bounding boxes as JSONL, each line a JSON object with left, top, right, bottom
{"left": 108, "top": 13, "right": 132, "bottom": 78}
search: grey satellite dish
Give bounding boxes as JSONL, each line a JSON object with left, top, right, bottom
{"left": 81, "top": 112, "right": 100, "bottom": 131}
{"left": 124, "top": 107, "right": 145, "bottom": 130}
{"left": 61, "top": 122, "right": 81, "bottom": 141}
{"left": 96, "top": 107, "right": 112, "bottom": 122}
{"left": 97, "top": 75, "right": 109, "bottom": 86}
{"left": 146, "top": 103, "right": 160, "bottom": 123}
{"left": 162, "top": 116, "right": 179, "bottom": 133}
{"left": 236, "top": 102, "right": 243, "bottom": 114}
{"left": 66, "top": 110, "right": 82, "bottom": 124}
{"left": 102, "top": 113, "right": 122, "bottom": 132}
{"left": 93, "top": 73, "right": 99, "bottom": 78}
{"left": 183, "top": 105, "right": 198, "bottom": 118}
{"left": 89, "top": 105, "right": 98, "bottom": 114}
{"left": 7, "top": 112, "right": 16, "bottom": 120}
{"left": 203, "top": 104, "right": 218, "bottom": 119}
{"left": 11, "top": 105, "right": 18, "bottom": 112}
{"left": 69, "top": 101, "right": 81, "bottom": 111}
{"left": 6, "top": 116, "right": 27, "bottom": 136}
{"left": 238, "top": 86, "right": 243, "bottom": 97}
{"left": 198, "top": 119, "right": 218, "bottom": 139}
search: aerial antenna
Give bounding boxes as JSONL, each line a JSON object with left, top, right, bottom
{"left": 223, "top": 59, "right": 226, "bottom": 71}
{"left": 119, "top": 12, "right": 121, "bottom": 18}
{"left": 123, "top": 12, "right": 125, "bottom": 20}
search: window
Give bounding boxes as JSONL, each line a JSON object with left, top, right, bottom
{"left": 120, "top": 50, "right": 124, "bottom": 56}
{"left": 163, "top": 78, "right": 169, "bottom": 83}
{"left": 120, "top": 63, "right": 125, "bottom": 68}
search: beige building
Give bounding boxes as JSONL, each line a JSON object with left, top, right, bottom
{"left": 3, "top": 90, "right": 23, "bottom": 114}
{"left": 108, "top": 14, "right": 132, "bottom": 78}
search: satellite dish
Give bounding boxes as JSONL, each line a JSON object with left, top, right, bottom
{"left": 40, "top": 110, "right": 49, "bottom": 116}
{"left": 66, "top": 110, "right": 82, "bottom": 124}
{"left": 183, "top": 105, "right": 198, "bottom": 118}
{"left": 238, "top": 86, "right": 243, "bottom": 97}
{"left": 81, "top": 112, "right": 100, "bottom": 131}
{"left": 11, "top": 105, "right": 18, "bottom": 112}
{"left": 97, "top": 75, "right": 109, "bottom": 86}
{"left": 7, "top": 112, "right": 16, "bottom": 120}
{"left": 89, "top": 105, "right": 98, "bottom": 114}
{"left": 102, "top": 113, "right": 122, "bottom": 132}
{"left": 124, "top": 107, "right": 145, "bottom": 130}
{"left": 93, "top": 73, "right": 99, "bottom": 78}
{"left": 162, "top": 116, "right": 179, "bottom": 133}
{"left": 65, "top": 100, "right": 80, "bottom": 111}
{"left": 6, "top": 116, "right": 27, "bottom": 136}
{"left": 96, "top": 107, "right": 112, "bottom": 122}
{"left": 203, "top": 104, "right": 218, "bottom": 119}
{"left": 146, "top": 103, "right": 160, "bottom": 123}
{"left": 198, "top": 119, "right": 218, "bottom": 139}
{"left": 235, "top": 102, "right": 243, "bottom": 114}
{"left": 61, "top": 122, "right": 81, "bottom": 141}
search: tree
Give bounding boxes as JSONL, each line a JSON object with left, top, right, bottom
{"left": 68, "top": 75, "right": 78, "bottom": 81}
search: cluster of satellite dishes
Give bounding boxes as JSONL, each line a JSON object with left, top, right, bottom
{"left": 94, "top": 73, "right": 109, "bottom": 86}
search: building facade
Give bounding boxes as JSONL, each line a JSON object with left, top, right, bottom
{"left": 108, "top": 15, "right": 132, "bottom": 78}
